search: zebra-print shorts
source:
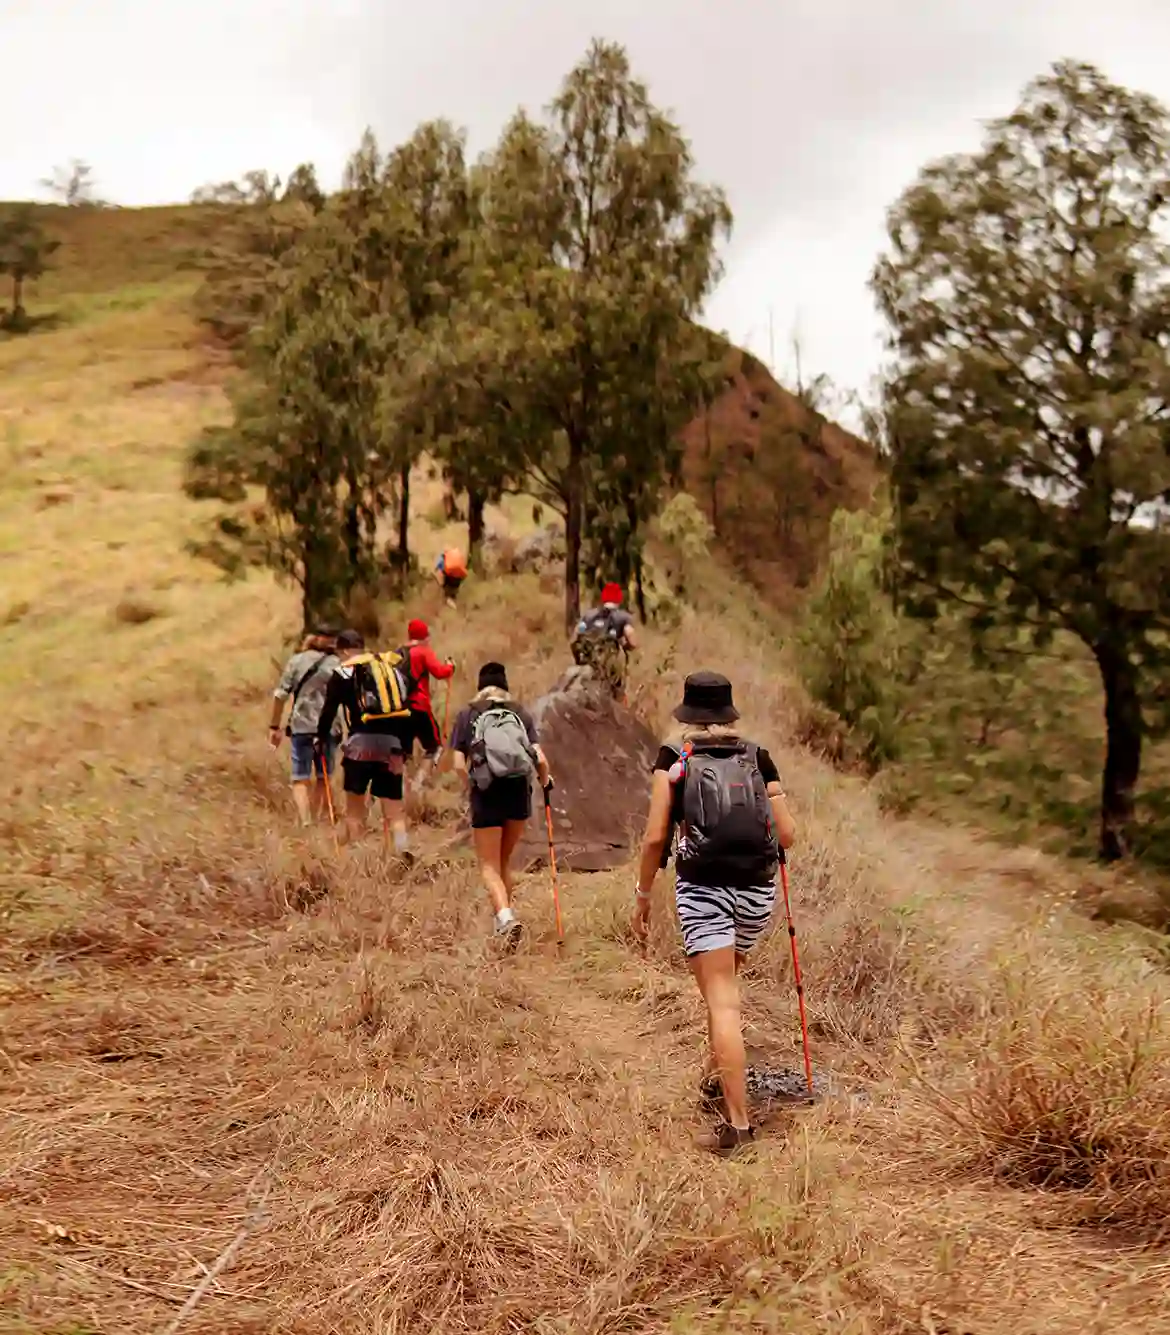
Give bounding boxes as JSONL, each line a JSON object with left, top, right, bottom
{"left": 675, "top": 878, "right": 776, "bottom": 958}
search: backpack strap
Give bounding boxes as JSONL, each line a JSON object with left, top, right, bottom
{"left": 289, "top": 653, "right": 328, "bottom": 706}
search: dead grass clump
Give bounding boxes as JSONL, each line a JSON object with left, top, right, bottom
{"left": 23, "top": 918, "right": 172, "bottom": 970}
{"left": 792, "top": 698, "right": 867, "bottom": 771}
{"left": 111, "top": 595, "right": 165, "bottom": 625}
{"left": 922, "top": 975, "right": 1170, "bottom": 1241}
{"left": 279, "top": 864, "right": 333, "bottom": 914}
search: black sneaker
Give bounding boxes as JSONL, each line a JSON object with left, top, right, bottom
{"left": 695, "top": 1121, "right": 756, "bottom": 1155}
{"left": 494, "top": 917, "right": 522, "bottom": 953}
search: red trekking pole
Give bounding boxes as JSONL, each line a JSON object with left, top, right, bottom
{"left": 779, "top": 854, "right": 814, "bottom": 1096}
{"left": 543, "top": 781, "right": 564, "bottom": 947}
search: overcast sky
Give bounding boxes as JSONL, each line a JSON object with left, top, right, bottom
{"left": 5, "top": 0, "right": 1170, "bottom": 414}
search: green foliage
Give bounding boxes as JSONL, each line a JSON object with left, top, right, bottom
{"left": 652, "top": 491, "right": 714, "bottom": 602}
{"left": 191, "top": 164, "right": 326, "bottom": 351}
{"left": 796, "top": 502, "right": 906, "bottom": 768}
{"left": 873, "top": 59, "right": 1170, "bottom": 861}
{"left": 183, "top": 41, "right": 732, "bottom": 634}
{"left": 422, "top": 40, "right": 732, "bottom": 628}
{"left": 0, "top": 204, "right": 60, "bottom": 328}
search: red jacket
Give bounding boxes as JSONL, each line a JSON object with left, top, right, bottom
{"left": 407, "top": 642, "right": 454, "bottom": 714}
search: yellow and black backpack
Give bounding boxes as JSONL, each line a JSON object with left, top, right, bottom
{"left": 347, "top": 647, "right": 416, "bottom": 724}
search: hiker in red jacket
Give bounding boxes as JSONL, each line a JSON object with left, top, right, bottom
{"left": 404, "top": 618, "right": 455, "bottom": 763}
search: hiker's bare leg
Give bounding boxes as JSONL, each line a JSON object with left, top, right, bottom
{"left": 691, "top": 946, "right": 749, "bottom": 1130}
{"left": 702, "top": 952, "right": 747, "bottom": 1079}
{"left": 311, "top": 773, "right": 333, "bottom": 822}
{"left": 473, "top": 826, "right": 509, "bottom": 914}
{"left": 383, "top": 754, "right": 408, "bottom": 848}
{"left": 291, "top": 780, "right": 313, "bottom": 827}
{"left": 499, "top": 819, "right": 527, "bottom": 900}
{"left": 344, "top": 792, "right": 367, "bottom": 842}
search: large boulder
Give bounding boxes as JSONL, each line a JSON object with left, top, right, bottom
{"left": 514, "top": 666, "right": 660, "bottom": 872}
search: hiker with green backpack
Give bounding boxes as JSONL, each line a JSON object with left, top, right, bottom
{"left": 449, "top": 661, "right": 551, "bottom": 950}
{"left": 570, "top": 581, "right": 637, "bottom": 699}
{"left": 315, "top": 628, "right": 418, "bottom": 855}
{"left": 631, "top": 670, "right": 797, "bottom": 1155}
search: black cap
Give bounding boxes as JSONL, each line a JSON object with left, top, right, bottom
{"left": 336, "top": 628, "right": 364, "bottom": 651}
{"left": 477, "top": 661, "right": 509, "bottom": 691}
{"left": 672, "top": 670, "right": 739, "bottom": 725}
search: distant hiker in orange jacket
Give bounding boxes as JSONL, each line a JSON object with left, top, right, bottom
{"left": 404, "top": 618, "right": 455, "bottom": 762}
{"left": 433, "top": 548, "right": 467, "bottom": 607}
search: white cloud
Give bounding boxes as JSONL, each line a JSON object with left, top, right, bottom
{"left": 5, "top": 0, "right": 1170, "bottom": 403}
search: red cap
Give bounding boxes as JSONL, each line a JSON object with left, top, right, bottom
{"left": 407, "top": 618, "right": 428, "bottom": 640}
{"left": 601, "top": 582, "right": 623, "bottom": 605}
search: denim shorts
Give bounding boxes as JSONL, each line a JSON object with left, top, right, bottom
{"left": 290, "top": 735, "right": 336, "bottom": 782}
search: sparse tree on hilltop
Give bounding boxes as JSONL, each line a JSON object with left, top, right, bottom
{"left": 40, "top": 159, "right": 101, "bottom": 207}
{"left": 873, "top": 59, "right": 1170, "bottom": 861}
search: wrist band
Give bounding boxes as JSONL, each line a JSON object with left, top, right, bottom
{"left": 634, "top": 885, "right": 651, "bottom": 901}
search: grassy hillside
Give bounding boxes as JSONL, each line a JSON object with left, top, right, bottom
{"left": 681, "top": 347, "right": 878, "bottom": 610}
{"left": 3, "top": 205, "right": 1170, "bottom": 1333}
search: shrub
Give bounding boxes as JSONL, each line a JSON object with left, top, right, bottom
{"left": 794, "top": 502, "right": 907, "bottom": 769}
{"left": 924, "top": 972, "right": 1170, "bottom": 1241}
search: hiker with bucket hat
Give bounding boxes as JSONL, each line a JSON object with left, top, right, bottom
{"left": 449, "top": 662, "right": 551, "bottom": 951}
{"left": 570, "top": 581, "right": 637, "bottom": 699}
{"left": 631, "top": 670, "right": 796, "bottom": 1154}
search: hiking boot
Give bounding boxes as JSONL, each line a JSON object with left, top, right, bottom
{"left": 494, "top": 917, "right": 523, "bottom": 953}
{"left": 696, "top": 1121, "right": 756, "bottom": 1155}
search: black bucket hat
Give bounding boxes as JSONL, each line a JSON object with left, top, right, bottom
{"left": 477, "top": 661, "right": 509, "bottom": 692}
{"left": 672, "top": 670, "right": 739, "bottom": 725}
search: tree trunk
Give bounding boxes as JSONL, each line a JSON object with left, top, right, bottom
{"left": 564, "top": 438, "right": 584, "bottom": 632}
{"left": 397, "top": 463, "right": 411, "bottom": 563}
{"left": 344, "top": 500, "right": 361, "bottom": 581}
{"left": 634, "top": 550, "right": 647, "bottom": 623}
{"left": 12, "top": 272, "right": 23, "bottom": 316}
{"left": 468, "top": 489, "right": 486, "bottom": 566}
{"left": 1094, "top": 641, "right": 1144, "bottom": 862}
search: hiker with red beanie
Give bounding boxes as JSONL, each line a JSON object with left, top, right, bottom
{"left": 570, "top": 580, "right": 637, "bottom": 699}
{"left": 403, "top": 618, "right": 455, "bottom": 763}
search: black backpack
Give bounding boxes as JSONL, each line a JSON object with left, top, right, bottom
{"left": 346, "top": 646, "right": 418, "bottom": 725}
{"left": 574, "top": 608, "right": 620, "bottom": 644}
{"left": 675, "top": 741, "right": 779, "bottom": 883}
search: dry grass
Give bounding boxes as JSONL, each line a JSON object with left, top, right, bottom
{"left": 3, "top": 205, "right": 1170, "bottom": 1333}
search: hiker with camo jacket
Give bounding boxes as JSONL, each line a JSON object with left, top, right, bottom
{"left": 632, "top": 670, "right": 796, "bottom": 1155}
{"left": 570, "top": 581, "right": 636, "bottom": 700}
{"left": 449, "top": 661, "right": 551, "bottom": 951}
{"left": 268, "top": 628, "right": 341, "bottom": 827}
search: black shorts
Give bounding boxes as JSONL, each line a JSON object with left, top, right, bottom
{"left": 405, "top": 708, "right": 442, "bottom": 757}
{"left": 441, "top": 573, "right": 463, "bottom": 598}
{"left": 341, "top": 729, "right": 406, "bottom": 799}
{"left": 469, "top": 776, "right": 531, "bottom": 829}
{"left": 342, "top": 760, "right": 404, "bottom": 800}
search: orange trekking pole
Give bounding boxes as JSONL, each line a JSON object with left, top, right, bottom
{"left": 318, "top": 748, "right": 340, "bottom": 855}
{"left": 542, "top": 781, "right": 564, "bottom": 946}
{"left": 779, "top": 855, "right": 814, "bottom": 1095}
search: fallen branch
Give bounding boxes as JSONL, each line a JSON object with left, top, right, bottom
{"left": 158, "top": 1170, "right": 271, "bottom": 1335}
